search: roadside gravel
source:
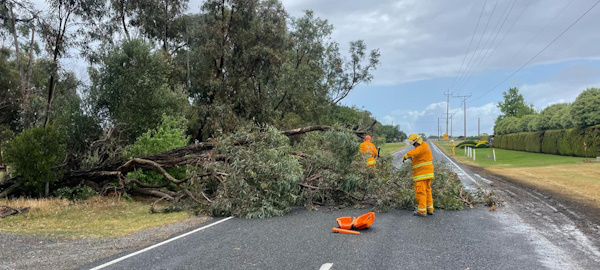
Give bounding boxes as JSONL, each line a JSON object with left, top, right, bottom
{"left": 0, "top": 216, "right": 211, "bottom": 270}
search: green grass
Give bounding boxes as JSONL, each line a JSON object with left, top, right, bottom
{"left": 0, "top": 196, "right": 194, "bottom": 238}
{"left": 434, "top": 140, "right": 588, "bottom": 168}
{"left": 379, "top": 142, "right": 406, "bottom": 155}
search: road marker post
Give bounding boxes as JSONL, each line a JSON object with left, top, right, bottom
{"left": 493, "top": 148, "right": 496, "bottom": 162}
{"left": 473, "top": 149, "right": 476, "bottom": 161}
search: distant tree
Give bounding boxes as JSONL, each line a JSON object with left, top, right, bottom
{"left": 546, "top": 103, "right": 571, "bottom": 130}
{"left": 517, "top": 115, "right": 536, "bottom": 132}
{"left": 556, "top": 104, "right": 574, "bottom": 129}
{"left": 534, "top": 104, "right": 565, "bottom": 131}
{"left": 376, "top": 124, "right": 406, "bottom": 143}
{"left": 496, "top": 87, "right": 535, "bottom": 122}
{"left": 571, "top": 88, "right": 600, "bottom": 128}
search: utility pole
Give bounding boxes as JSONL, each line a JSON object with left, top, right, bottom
{"left": 454, "top": 94, "right": 471, "bottom": 140}
{"left": 445, "top": 91, "right": 452, "bottom": 135}
{"left": 478, "top": 118, "right": 480, "bottom": 137}
{"left": 437, "top": 117, "right": 440, "bottom": 139}
{"left": 445, "top": 112, "right": 456, "bottom": 139}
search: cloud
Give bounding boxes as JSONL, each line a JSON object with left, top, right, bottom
{"left": 280, "top": 0, "right": 600, "bottom": 86}
{"left": 381, "top": 101, "right": 499, "bottom": 136}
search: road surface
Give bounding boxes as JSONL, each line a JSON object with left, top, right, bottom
{"left": 82, "top": 141, "right": 600, "bottom": 270}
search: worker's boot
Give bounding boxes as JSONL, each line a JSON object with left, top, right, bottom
{"left": 413, "top": 211, "right": 427, "bottom": 217}
{"left": 427, "top": 211, "right": 434, "bottom": 216}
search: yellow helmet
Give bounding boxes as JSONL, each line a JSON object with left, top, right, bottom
{"left": 407, "top": 133, "right": 423, "bottom": 145}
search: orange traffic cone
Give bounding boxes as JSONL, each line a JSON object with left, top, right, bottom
{"left": 332, "top": 212, "right": 375, "bottom": 235}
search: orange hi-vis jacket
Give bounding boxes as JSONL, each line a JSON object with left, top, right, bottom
{"left": 403, "top": 141, "right": 434, "bottom": 181}
{"left": 359, "top": 141, "right": 378, "bottom": 167}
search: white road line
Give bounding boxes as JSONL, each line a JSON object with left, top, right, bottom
{"left": 319, "top": 263, "right": 334, "bottom": 270}
{"left": 89, "top": 217, "right": 235, "bottom": 270}
{"left": 431, "top": 143, "right": 481, "bottom": 187}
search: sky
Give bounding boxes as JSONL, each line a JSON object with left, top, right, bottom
{"left": 32, "top": 0, "right": 600, "bottom": 137}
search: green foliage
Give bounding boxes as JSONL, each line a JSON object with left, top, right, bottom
{"left": 124, "top": 114, "right": 189, "bottom": 158}
{"left": 209, "top": 126, "right": 303, "bottom": 218}
{"left": 123, "top": 114, "right": 189, "bottom": 187}
{"left": 456, "top": 140, "right": 477, "bottom": 148}
{"left": 475, "top": 141, "right": 489, "bottom": 148}
{"left": 571, "top": 88, "right": 600, "bottom": 128}
{"left": 376, "top": 124, "right": 407, "bottom": 143}
{"left": 495, "top": 126, "right": 600, "bottom": 157}
{"left": 89, "top": 39, "right": 188, "bottom": 142}
{"left": 496, "top": 87, "right": 535, "bottom": 120}
{"left": 3, "top": 126, "right": 66, "bottom": 195}
{"left": 54, "top": 184, "right": 98, "bottom": 201}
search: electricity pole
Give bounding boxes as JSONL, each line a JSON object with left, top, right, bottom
{"left": 454, "top": 94, "right": 471, "bottom": 140}
{"left": 445, "top": 91, "right": 452, "bottom": 135}
{"left": 445, "top": 112, "right": 456, "bottom": 139}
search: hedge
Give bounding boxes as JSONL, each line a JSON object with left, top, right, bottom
{"left": 494, "top": 125, "right": 600, "bottom": 157}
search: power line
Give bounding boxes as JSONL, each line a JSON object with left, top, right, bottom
{"left": 452, "top": 0, "right": 499, "bottom": 91}
{"left": 454, "top": 0, "right": 516, "bottom": 92}
{"left": 447, "top": 0, "right": 488, "bottom": 92}
{"left": 473, "top": 0, "right": 600, "bottom": 102}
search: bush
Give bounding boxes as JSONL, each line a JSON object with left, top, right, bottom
{"left": 495, "top": 125, "right": 600, "bottom": 157}
{"left": 3, "top": 126, "right": 66, "bottom": 196}
{"left": 54, "top": 184, "right": 98, "bottom": 201}
{"left": 456, "top": 140, "right": 477, "bottom": 148}
{"left": 124, "top": 114, "right": 189, "bottom": 159}
{"left": 571, "top": 88, "right": 600, "bottom": 128}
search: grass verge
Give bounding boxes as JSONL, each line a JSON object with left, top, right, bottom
{"left": 434, "top": 140, "right": 600, "bottom": 209}
{"left": 379, "top": 142, "right": 406, "bottom": 155}
{"left": 0, "top": 196, "right": 193, "bottom": 238}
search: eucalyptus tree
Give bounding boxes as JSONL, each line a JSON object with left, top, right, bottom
{"left": 327, "top": 39, "right": 380, "bottom": 106}
{"left": 39, "top": 0, "right": 104, "bottom": 127}
{"left": 0, "top": 0, "right": 38, "bottom": 117}
{"left": 273, "top": 10, "right": 333, "bottom": 126}
{"left": 186, "top": 0, "right": 289, "bottom": 140}
{"left": 88, "top": 39, "right": 188, "bottom": 143}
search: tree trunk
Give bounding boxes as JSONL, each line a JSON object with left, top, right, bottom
{"left": 8, "top": 5, "right": 26, "bottom": 111}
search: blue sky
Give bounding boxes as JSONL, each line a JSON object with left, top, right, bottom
{"left": 34, "top": 0, "right": 600, "bottom": 137}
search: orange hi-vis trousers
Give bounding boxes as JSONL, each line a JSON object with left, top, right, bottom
{"left": 414, "top": 179, "right": 434, "bottom": 215}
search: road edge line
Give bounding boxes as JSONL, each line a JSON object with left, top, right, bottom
{"left": 89, "top": 216, "right": 235, "bottom": 270}
{"left": 431, "top": 142, "right": 481, "bottom": 187}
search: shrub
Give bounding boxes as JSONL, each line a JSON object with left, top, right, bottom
{"left": 495, "top": 125, "right": 600, "bottom": 157}
{"left": 3, "top": 126, "right": 66, "bottom": 196}
{"left": 456, "top": 140, "right": 477, "bottom": 148}
{"left": 571, "top": 88, "right": 600, "bottom": 128}
{"left": 54, "top": 184, "right": 98, "bottom": 201}
{"left": 124, "top": 114, "right": 189, "bottom": 159}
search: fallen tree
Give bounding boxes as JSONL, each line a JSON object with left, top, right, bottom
{"left": 1, "top": 124, "right": 493, "bottom": 218}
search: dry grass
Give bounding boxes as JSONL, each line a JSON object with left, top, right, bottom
{"left": 0, "top": 196, "right": 192, "bottom": 238}
{"left": 487, "top": 163, "right": 600, "bottom": 209}
{"left": 433, "top": 140, "right": 600, "bottom": 208}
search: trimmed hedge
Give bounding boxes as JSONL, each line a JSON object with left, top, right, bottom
{"left": 495, "top": 125, "right": 600, "bottom": 157}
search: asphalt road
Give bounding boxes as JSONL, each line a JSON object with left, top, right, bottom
{"left": 82, "top": 142, "right": 598, "bottom": 270}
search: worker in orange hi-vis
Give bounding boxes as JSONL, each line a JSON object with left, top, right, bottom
{"left": 359, "top": 135, "right": 378, "bottom": 169}
{"left": 403, "top": 134, "right": 435, "bottom": 217}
